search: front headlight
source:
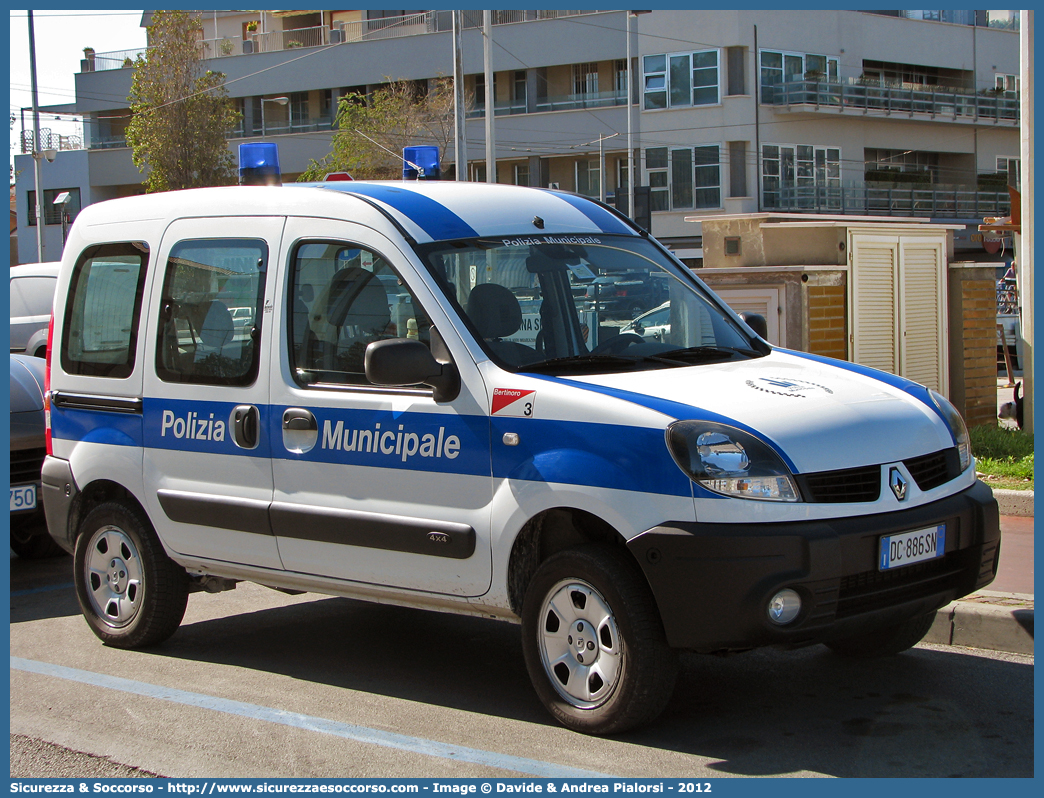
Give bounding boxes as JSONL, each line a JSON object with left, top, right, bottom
{"left": 928, "top": 390, "right": 972, "bottom": 472}
{"left": 666, "top": 421, "right": 800, "bottom": 502}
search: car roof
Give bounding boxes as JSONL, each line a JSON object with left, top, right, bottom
{"left": 10, "top": 262, "right": 61, "bottom": 278}
{"left": 71, "top": 183, "right": 638, "bottom": 246}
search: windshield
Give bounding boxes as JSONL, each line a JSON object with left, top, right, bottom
{"left": 416, "top": 234, "right": 765, "bottom": 374}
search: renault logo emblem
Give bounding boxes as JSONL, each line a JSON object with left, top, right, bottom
{"left": 889, "top": 467, "right": 908, "bottom": 501}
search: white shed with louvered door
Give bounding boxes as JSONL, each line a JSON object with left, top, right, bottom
{"left": 849, "top": 230, "right": 948, "bottom": 395}
{"left": 714, "top": 286, "right": 784, "bottom": 345}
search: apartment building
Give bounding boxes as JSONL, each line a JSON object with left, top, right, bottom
{"left": 14, "top": 9, "right": 1021, "bottom": 266}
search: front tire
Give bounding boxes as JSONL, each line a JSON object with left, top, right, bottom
{"left": 521, "top": 545, "right": 677, "bottom": 735}
{"left": 825, "top": 612, "right": 936, "bottom": 658}
{"left": 73, "top": 501, "right": 189, "bottom": 648}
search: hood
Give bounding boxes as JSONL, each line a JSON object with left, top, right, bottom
{"left": 562, "top": 351, "right": 953, "bottom": 474}
{"left": 10, "top": 355, "right": 46, "bottom": 414}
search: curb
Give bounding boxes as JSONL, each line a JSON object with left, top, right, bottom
{"left": 992, "top": 488, "right": 1034, "bottom": 517}
{"left": 926, "top": 591, "right": 1034, "bottom": 655}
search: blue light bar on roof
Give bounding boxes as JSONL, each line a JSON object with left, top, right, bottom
{"left": 239, "top": 142, "right": 281, "bottom": 186}
{"left": 403, "top": 145, "right": 440, "bottom": 181}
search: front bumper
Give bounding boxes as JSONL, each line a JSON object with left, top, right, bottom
{"left": 627, "top": 480, "right": 1000, "bottom": 652}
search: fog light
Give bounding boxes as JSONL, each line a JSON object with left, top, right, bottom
{"left": 767, "top": 589, "right": 802, "bottom": 625}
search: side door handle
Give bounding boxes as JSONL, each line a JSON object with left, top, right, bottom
{"left": 232, "top": 404, "right": 260, "bottom": 449}
{"left": 282, "top": 408, "right": 318, "bottom": 454}
{"left": 282, "top": 408, "right": 317, "bottom": 432}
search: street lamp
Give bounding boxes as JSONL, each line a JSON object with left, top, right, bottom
{"left": 260, "top": 96, "right": 289, "bottom": 138}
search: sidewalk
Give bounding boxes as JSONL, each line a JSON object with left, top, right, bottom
{"left": 926, "top": 512, "right": 1034, "bottom": 655}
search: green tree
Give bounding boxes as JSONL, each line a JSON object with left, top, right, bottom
{"left": 299, "top": 78, "right": 460, "bottom": 181}
{"left": 125, "top": 10, "right": 240, "bottom": 192}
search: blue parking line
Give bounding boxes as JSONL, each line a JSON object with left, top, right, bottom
{"left": 11, "top": 656, "right": 615, "bottom": 778}
{"left": 11, "top": 582, "right": 74, "bottom": 597}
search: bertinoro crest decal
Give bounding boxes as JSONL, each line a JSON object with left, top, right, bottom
{"left": 746, "top": 377, "right": 834, "bottom": 397}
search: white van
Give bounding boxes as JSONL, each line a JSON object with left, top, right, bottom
{"left": 42, "top": 181, "right": 1000, "bottom": 734}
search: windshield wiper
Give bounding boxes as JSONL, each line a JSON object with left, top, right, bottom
{"left": 521, "top": 354, "right": 645, "bottom": 373}
{"left": 656, "top": 345, "right": 761, "bottom": 363}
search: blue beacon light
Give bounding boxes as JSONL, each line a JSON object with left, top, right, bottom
{"left": 239, "top": 142, "right": 282, "bottom": 186}
{"left": 403, "top": 145, "right": 440, "bottom": 180}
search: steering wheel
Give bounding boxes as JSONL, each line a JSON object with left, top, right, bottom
{"left": 590, "top": 332, "right": 644, "bottom": 355}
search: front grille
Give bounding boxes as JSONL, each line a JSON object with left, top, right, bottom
{"left": 904, "top": 448, "right": 960, "bottom": 491}
{"left": 10, "top": 447, "right": 46, "bottom": 485}
{"left": 836, "top": 554, "right": 963, "bottom": 618}
{"left": 799, "top": 465, "right": 881, "bottom": 503}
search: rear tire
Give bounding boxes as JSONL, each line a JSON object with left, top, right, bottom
{"left": 825, "top": 612, "right": 936, "bottom": 658}
{"left": 73, "top": 501, "right": 189, "bottom": 648}
{"left": 521, "top": 544, "right": 677, "bottom": 735}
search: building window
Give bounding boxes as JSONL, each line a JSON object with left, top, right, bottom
{"left": 646, "top": 145, "right": 721, "bottom": 211}
{"left": 865, "top": 148, "right": 938, "bottom": 181}
{"left": 643, "top": 50, "right": 720, "bottom": 109}
{"left": 27, "top": 188, "right": 81, "bottom": 226}
{"left": 759, "top": 50, "right": 838, "bottom": 100}
{"left": 995, "top": 73, "right": 1019, "bottom": 93}
{"left": 997, "top": 157, "right": 1021, "bottom": 186}
{"left": 290, "top": 91, "right": 309, "bottom": 129}
{"left": 514, "top": 163, "right": 530, "bottom": 187}
{"left": 573, "top": 63, "right": 599, "bottom": 97}
{"left": 513, "top": 71, "right": 527, "bottom": 105}
{"left": 615, "top": 59, "right": 628, "bottom": 93}
{"left": 575, "top": 160, "right": 600, "bottom": 198}
{"left": 762, "top": 144, "right": 840, "bottom": 209}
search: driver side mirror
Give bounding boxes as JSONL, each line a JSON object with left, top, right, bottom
{"left": 365, "top": 338, "right": 461, "bottom": 403}
{"left": 739, "top": 312, "right": 768, "bottom": 340}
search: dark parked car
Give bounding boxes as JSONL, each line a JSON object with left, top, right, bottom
{"left": 581, "top": 272, "right": 668, "bottom": 319}
{"left": 10, "top": 354, "right": 64, "bottom": 558}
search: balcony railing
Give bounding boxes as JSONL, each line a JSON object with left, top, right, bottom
{"left": 85, "top": 11, "right": 609, "bottom": 70}
{"left": 534, "top": 89, "right": 628, "bottom": 113}
{"left": 765, "top": 183, "right": 1012, "bottom": 218}
{"left": 19, "top": 128, "right": 83, "bottom": 154}
{"left": 765, "top": 78, "right": 1019, "bottom": 123}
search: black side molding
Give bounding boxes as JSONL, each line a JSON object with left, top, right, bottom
{"left": 51, "top": 392, "right": 143, "bottom": 414}
{"left": 270, "top": 502, "right": 476, "bottom": 560}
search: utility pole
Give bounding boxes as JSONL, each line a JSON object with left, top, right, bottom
{"left": 28, "top": 10, "right": 45, "bottom": 262}
{"left": 452, "top": 10, "right": 467, "bottom": 180}
{"left": 483, "top": 11, "right": 495, "bottom": 183}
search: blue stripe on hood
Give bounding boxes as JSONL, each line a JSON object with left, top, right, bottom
{"left": 314, "top": 183, "right": 479, "bottom": 241}
{"left": 522, "top": 372, "right": 799, "bottom": 473}
{"left": 779, "top": 349, "right": 946, "bottom": 426}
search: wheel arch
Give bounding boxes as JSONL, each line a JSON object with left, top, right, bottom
{"left": 506, "top": 506, "right": 641, "bottom": 617}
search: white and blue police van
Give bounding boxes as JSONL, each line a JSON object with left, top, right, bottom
{"left": 42, "top": 161, "right": 1000, "bottom": 734}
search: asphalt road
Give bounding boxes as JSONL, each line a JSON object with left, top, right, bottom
{"left": 9, "top": 553, "right": 1034, "bottom": 779}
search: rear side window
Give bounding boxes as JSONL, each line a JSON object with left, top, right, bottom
{"left": 61, "top": 243, "right": 150, "bottom": 378}
{"left": 155, "top": 238, "right": 268, "bottom": 386}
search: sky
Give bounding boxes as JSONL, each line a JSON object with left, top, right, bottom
{"left": 9, "top": 9, "right": 148, "bottom": 172}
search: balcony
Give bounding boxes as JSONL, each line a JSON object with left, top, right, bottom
{"left": 765, "top": 78, "right": 1019, "bottom": 124}
{"left": 535, "top": 89, "right": 628, "bottom": 113}
{"left": 84, "top": 11, "right": 609, "bottom": 70}
{"left": 766, "top": 183, "right": 1012, "bottom": 219}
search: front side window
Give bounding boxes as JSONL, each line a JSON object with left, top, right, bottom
{"left": 417, "top": 235, "right": 761, "bottom": 375}
{"left": 156, "top": 239, "right": 267, "bottom": 386}
{"left": 290, "top": 241, "right": 433, "bottom": 388}
{"left": 61, "top": 242, "right": 149, "bottom": 378}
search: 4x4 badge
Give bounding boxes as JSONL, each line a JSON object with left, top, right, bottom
{"left": 889, "top": 467, "right": 908, "bottom": 501}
